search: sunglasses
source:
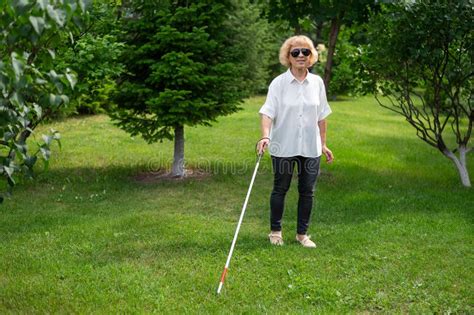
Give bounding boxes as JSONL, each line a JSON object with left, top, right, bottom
{"left": 290, "top": 48, "right": 311, "bottom": 58}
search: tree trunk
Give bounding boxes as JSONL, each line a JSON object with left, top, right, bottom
{"left": 443, "top": 147, "right": 471, "bottom": 187}
{"left": 171, "top": 125, "right": 185, "bottom": 177}
{"left": 323, "top": 14, "right": 343, "bottom": 96}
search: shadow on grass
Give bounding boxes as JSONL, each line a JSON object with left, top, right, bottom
{"left": 3, "top": 134, "right": 472, "bottom": 241}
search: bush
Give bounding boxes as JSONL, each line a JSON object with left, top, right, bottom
{"left": 58, "top": 33, "right": 124, "bottom": 115}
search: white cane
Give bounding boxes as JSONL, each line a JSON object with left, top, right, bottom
{"left": 217, "top": 151, "right": 264, "bottom": 294}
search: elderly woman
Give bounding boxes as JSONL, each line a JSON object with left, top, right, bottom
{"left": 257, "top": 35, "right": 334, "bottom": 248}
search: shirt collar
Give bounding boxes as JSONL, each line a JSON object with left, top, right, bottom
{"left": 286, "top": 68, "right": 311, "bottom": 85}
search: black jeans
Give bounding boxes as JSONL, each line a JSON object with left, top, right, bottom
{"left": 270, "top": 155, "right": 321, "bottom": 235}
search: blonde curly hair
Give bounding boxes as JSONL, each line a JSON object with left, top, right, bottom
{"left": 279, "top": 35, "right": 318, "bottom": 68}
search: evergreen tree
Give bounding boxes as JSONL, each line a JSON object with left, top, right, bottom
{"left": 112, "top": 0, "right": 258, "bottom": 177}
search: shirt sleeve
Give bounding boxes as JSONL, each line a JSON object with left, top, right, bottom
{"left": 318, "top": 78, "right": 332, "bottom": 121}
{"left": 259, "top": 80, "right": 278, "bottom": 120}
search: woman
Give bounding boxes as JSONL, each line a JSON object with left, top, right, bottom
{"left": 257, "top": 35, "right": 334, "bottom": 248}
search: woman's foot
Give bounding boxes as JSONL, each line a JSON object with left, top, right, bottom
{"left": 296, "top": 234, "right": 316, "bottom": 248}
{"left": 268, "top": 231, "right": 283, "bottom": 246}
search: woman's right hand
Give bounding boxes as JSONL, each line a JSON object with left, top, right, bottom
{"left": 257, "top": 137, "right": 270, "bottom": 155}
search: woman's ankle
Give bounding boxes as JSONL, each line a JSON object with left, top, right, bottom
{"left": 296, "top": 233, "right": 306, "bottom": 240}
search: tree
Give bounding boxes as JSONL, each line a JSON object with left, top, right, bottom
{"left": 56, "top": 0, "right": 125, "bottom": 115}
{"left": 363, "top": 1, "right": 473, "bottom": 187}
{"left": 0, "top": 0, "right": 86, "bottom": 202}
{"left": 111, "top": 0, "right": 263, "bottom": 177}
{"left": 59, "top": 33, "right": 124, "bottom": 115}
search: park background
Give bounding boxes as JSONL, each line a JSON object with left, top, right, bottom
{"left": 1, "top": 0, "right": 472, "bottom": 313}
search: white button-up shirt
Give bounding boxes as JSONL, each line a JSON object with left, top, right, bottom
{"left": 259, "top": 69, "right": 332, "bottom": 158}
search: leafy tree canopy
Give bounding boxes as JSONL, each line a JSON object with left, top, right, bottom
{"left": 0, "top": 0, "right": 86, "bottom": 202}
{"left": 363, "top": 0, "right": 473, "bottom": 187}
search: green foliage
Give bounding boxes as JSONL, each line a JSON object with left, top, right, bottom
{"left": 59, "top": 33, "right": 124, "bottom": 115}
{"left": 111, "top": 0, "right": 262, "bottom": 142}
{"left": 312, "top": 27, "right": 362, "bottom": 98}
{"left": 227, "top": 2, "right": 276, "bottom": 94}
{"left": 362, "top": 0, "right": 473, "bottom": 186}
{"left": 267, "top": 0, "right": 313, "bottom": 34}
{"left": 363, "top": 1, "right": 472, "bottom": 147}
{"left": 0, "top": 0, "right": 86, "bottom": 202}
{"left": 56, "top": 1, "right": 125, "bottom": 115}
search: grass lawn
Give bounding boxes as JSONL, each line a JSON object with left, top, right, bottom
{"left": 0, "top": 96, "right": 473, "bottom": 313}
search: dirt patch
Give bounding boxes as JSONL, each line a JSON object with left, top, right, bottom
{"left": 132, "top": 168, "right": 211, "bottom": 184}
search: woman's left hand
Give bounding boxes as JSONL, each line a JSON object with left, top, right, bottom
{"left": 322, "top": 146, "right": 334, "bottom": 164}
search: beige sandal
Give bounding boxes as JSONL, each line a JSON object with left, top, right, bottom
{"left": 296, "top": 235, "right": 317, "bottom": 248}
{"left": 268, "top": 232, "right": 284, "bottom": 246}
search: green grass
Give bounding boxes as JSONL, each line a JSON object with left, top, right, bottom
{"left": 1, "top": 96, "right": 473, "bottom": 313}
